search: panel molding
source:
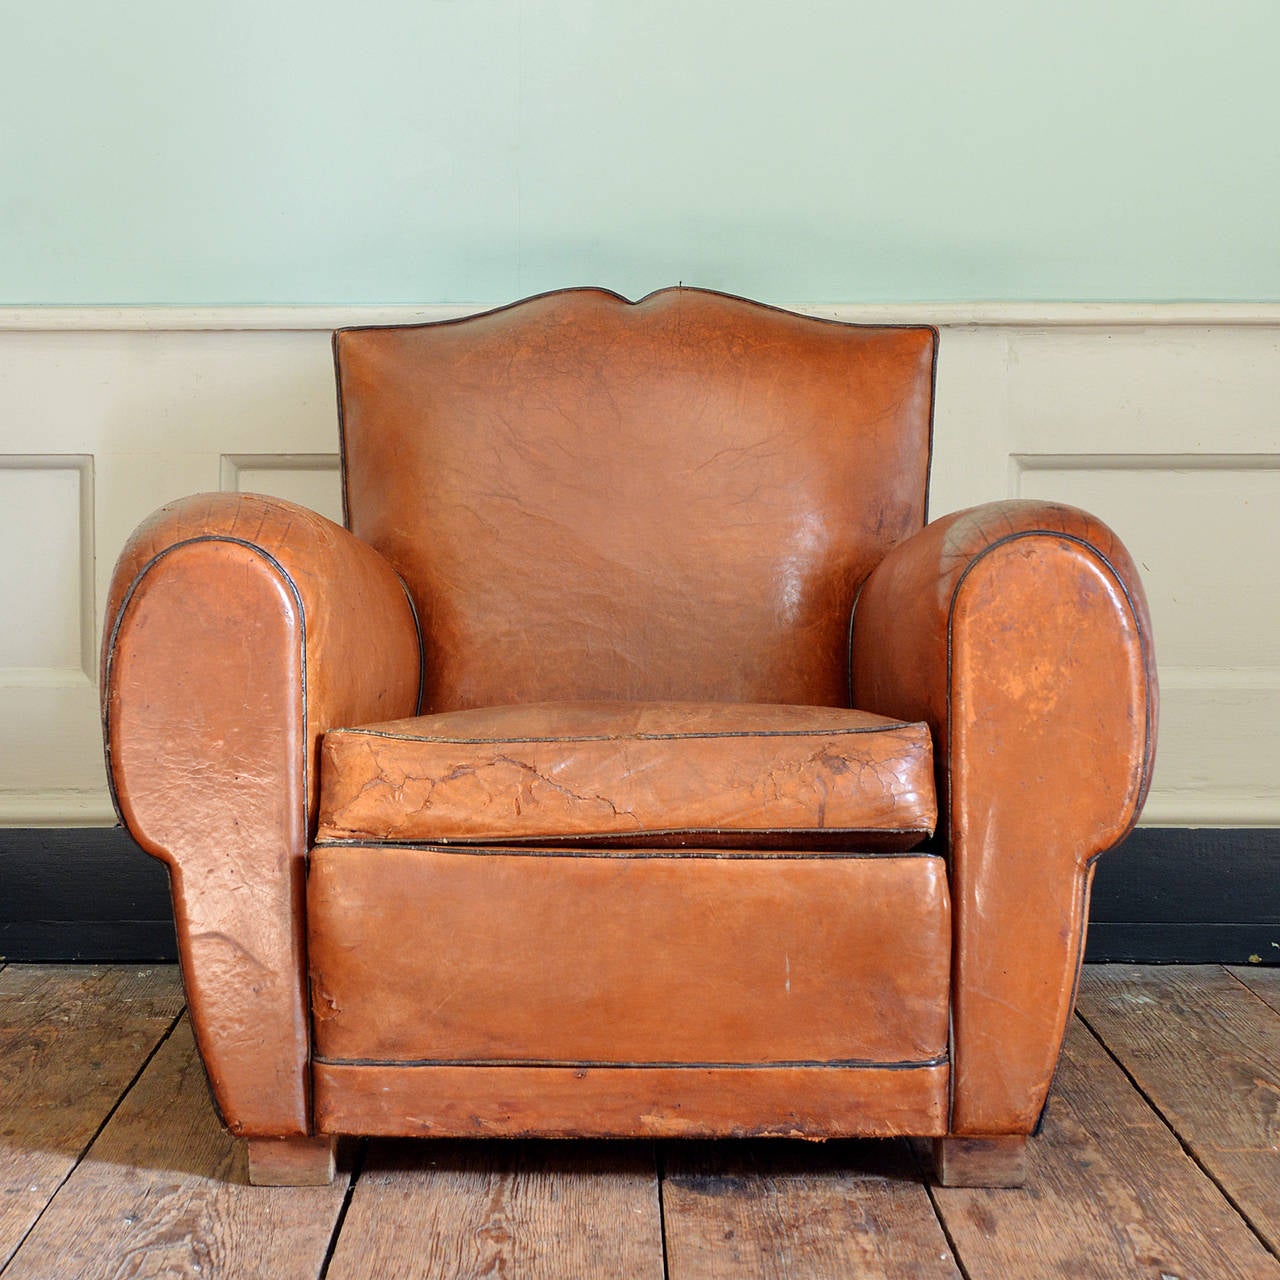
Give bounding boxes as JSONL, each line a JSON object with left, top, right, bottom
{"left": 1012, "top": 451, "right": 1280, "bottom": 474}
{"left": 1, "top": 319, "right": 1276, "bottom": 828}
{"left": 1158, "top": 666, "right": 1280, "bottom": 691}
{"left": 220, "top": 453, "right": 344, "bottom": 525}
{"left": 0, "top": 790, "right": 116, "bottom": 826}
{"left": 3, "top": 302, "right": 1280, "bottom": 332}
{"left": 219, "top": 452, "right": 342, "bottom": 499}
{"left": 219, "top": 453, "right": 342, "bottom": 485}
{"left": 1010, "top": 448, "right": 1280, "bottom": 828}
{"left": 0, "top": 453, "right": 94, "bottom": 685}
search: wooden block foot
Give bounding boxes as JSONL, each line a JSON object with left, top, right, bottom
{"left": 933, "top": 1135, "right": 1028, "bottom": 1187}
{"left": 247, "top": 1134, "right": 336, "bottom": 1186}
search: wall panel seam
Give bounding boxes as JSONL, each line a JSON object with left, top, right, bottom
{"left": 3, "top": 303, "right": 1280, "bottom": 332}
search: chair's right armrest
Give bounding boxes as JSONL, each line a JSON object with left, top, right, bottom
{"left": 102, "top": 492, "right": 421, "bottom": 1138}
{"left": 850, "top": 500, "right": 1158, "bottom": 1135}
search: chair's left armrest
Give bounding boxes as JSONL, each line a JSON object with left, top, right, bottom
{"left": 850, "top": 499, "right": 1158, "bottom": 1135}
{"left": 102, "top": 492, "right": 421, "bottom": 1137}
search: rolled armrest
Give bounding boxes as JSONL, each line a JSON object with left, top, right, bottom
{"left": 851, "top": 499, "right": 1157, "bottom": 1134}
{"left": 102, "top": 492, "right": 421, "bottom": 1136}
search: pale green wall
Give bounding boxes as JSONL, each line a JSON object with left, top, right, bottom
{"left": 2, "top": 1, "right": 1276, "bottom": 304}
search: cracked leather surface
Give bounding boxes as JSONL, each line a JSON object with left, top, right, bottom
{"left": 316, "top": 700, "right": 936, "bottom": 848}
{"left": 102, "top": 492, "right": 421, "bottom": 1135}
{"left": 101, "top": 290, "right": 1158, "bottom": 1152}
{"left": 851, "top": 499, "right": 1158, "bottom": 1134}
{"left": 336, "top": 287, "right": 936, "bottom": 712}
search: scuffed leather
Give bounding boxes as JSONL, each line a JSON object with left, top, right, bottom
{"left": 850, "top": 499, "right": 1157, "bottom": 1135}
{"left": 314, "top": 1062, "right": 950, "bottom": 1140}
{"left": 100, "top": 289, "right": 1161, "bottom": 1156}
{"left": 336, "top": 287, "right": 936, "bottom": 711}
{"left": 308, "top": 845, "right": 951, "bottom": 1065}
{"left": 316, "top": 700, "right": 936, "bottom": 849}
{"left": 101, "top": 493, "right": 421, "bottom": 1136}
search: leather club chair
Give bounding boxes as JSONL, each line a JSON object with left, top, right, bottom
{"left": 101, "top": 287, "right": 1157, "bottom": 1187}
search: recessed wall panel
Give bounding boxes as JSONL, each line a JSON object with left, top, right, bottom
{"left": 0, "top": 457, "right": 92, "bottom": 676}
{"left": 1014, "top": 456, "right": 1280, "bottom": 671}
{"left": 220, "top": 454, "right": 343, "bottom": 526}
{"left": 1014, "top": 454, "right": 1280, "bottom": 825}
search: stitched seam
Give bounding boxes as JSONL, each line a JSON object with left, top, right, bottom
{"left": 944, "top": 525, "right": 1157, "bottom": 1130}
{"left": 326, "top": 722, "right": 925, "bottom": 746}
{"left": 314, "top": 828, "right": 934, "bottom": 840}
{"left": 313, "top": 1054, "right": 950, "bottom": 1070}
{"left": 945, "top": 528, "right": 1155, "bottom": 859}
{"left": 309, "top": 843, "right": 943, "bottom": 860}
{"left": 333, "top": 286, "right": 940, "bottom": 338}
{"left": 102, "top": 531, "right": 314, "bottom": 1128}
{"left": 333, "top": 327, "right": 351, "bottom": 530}
{"left": 102, "top": 533, "right": 309, "bottom": 833}
{"left": 393, "top": 572, "right": 426, "bottom": 717}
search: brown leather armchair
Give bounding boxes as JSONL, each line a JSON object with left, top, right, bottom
{"left": 101, "top": 287, "right": 1157, "bottom": 1187}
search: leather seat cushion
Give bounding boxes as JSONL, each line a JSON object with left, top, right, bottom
{"left": 316, "top": 700, "right": 936, "bottom": 850}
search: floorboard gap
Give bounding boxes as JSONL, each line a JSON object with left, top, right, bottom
{"left": 914, "top": 1140, "right": 974, "bottom": 1280}
{"left": 1075, "top": 1006, "right": 1280, "bottom": 1265}
{"left": 317, "top": 1139, "right": 367, "bottom": 1280}
{"left": 0, "top": 1001, "right": 186, "bottom": 1279}
{"left": 655, "top": 1141, "right": 671, "bottom": 1280}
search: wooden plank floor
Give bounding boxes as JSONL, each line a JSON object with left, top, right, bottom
{"left": 1, "top": 964, "right": 1276, "bottom": 1279}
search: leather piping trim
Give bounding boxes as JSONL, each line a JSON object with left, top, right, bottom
{"left": 1034, "top": 867, "right": 1095, "bottom": 1134}
{"left": 333, "top": 326, "right": 351, "bottom": 531}
{"left": 332, "top": 283, "right": 941, "bottom": 340}
{"left": 943, "top": 526, "right": 1158, "bottom": 1130}
{"left": 102, "top": 534, "right": 310, "bottom": 832}
{"left": 333, "top": 288, "right": 938, "bottom": 716}
{"left": 327, "top": 721, "right": 925, "bottom": 745}
{"left": 313, "top": 1053, "right": 950, "bottom": 1071}
{"left": 393, "top": 572, "right": 426, "bottom": 717}
{"left": 921, "top": 323, "right": 939, "bottom": 523}
{"left": 846, "top": 580, "right": 867, "bottom": 707}
{"left": 101, "top": 533, "right": 312, "bottom": 1135}
{"left": 944, "top": 527, "right": 1157, "bottom": 866}
{"left": 310, "top": 843, "right": 941, "bottom": 859}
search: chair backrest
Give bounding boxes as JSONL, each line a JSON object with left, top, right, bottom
{"left": 335, "top": 287, "right": 936, "bottom": 712}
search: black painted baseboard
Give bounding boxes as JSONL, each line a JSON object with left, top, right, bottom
{"left": 1086, "top": 827, "right": 1280, "bottom": 964}
{"left": 1, "top": 826, "right": 1277, "bottom": 965}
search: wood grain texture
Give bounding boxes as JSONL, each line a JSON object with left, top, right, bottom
{"left": 0, "top": 965, "right": 183, "bottom": 1268}
{"left": 932, "top": 1016, "right": 1280, "bottom": 1279}
{"left": 325, "top": 1138, "right": 663, "bottom": 1280}
{"left": 1076, "top": 964, "right": 1280, "bottom": 1254}
{"left": 247, "top": 1134, "right": 337, "bottom": 1186}
{"left": 1232, "top": 964, "right": 1280, "bottom": 1016}
{"left": 932, "top": 1136, "right": 1027, "bottom": 1188}
{"left": 2, "top": 1015, "right": 349, "bottom": 1280}
{"left": 662, "top": 1138, "right": 961, "bottom": 1279}
{"left": 5, "top": 963, "right": 1280, "bottom": 1279}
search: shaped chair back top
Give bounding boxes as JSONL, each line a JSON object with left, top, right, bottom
{"left": 335, "top": 287, "right": 935, "bottom": 711}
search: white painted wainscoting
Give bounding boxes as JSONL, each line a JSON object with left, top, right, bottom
{"left": 2, "top": 303, "right": 1278, "bottom": 827}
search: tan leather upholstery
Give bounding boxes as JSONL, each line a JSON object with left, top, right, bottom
{"left": 101, "top": 288, "right": 1157, "bottom": 1185}
{"left": 308, "top": 846, "right": 951, "bottom": 1064}
{"left": 316, "top": 701, "right": 936, "bottom": 849}
{"left": 313, "top": 1062, "right": 950, "bottom": 1141}
{"left": 102, "top": 493, "right": 421, "bottom": 1135}
{"left": 851, "top": 500, "right": 1157, "bottom": 1134}
{"left": 336, "top": 287, "right": 935, "bottom": 710}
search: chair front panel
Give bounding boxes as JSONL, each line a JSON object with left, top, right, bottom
{"left": 308, "top": 845, "right": 951, "bottom": 1067}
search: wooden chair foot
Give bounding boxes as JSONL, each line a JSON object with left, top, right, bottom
{"left": 246, "top": 1134, "right": 337, "bottom": 1186}
{"left": 933, "top": 1135, "right": 1028, "bottom": 1187}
